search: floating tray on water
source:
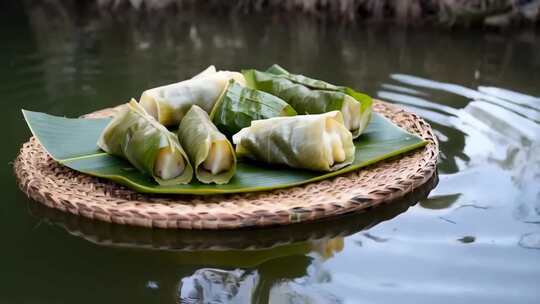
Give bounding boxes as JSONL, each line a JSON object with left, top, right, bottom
{"left": 27, "top": 173, "right": 438, "bottom": 253}
{"left": 14, "top": 100, "right": 438, "bottom": 230}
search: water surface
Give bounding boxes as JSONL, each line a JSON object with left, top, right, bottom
{"left": 1, "top": 2, "right": 539, "bottom": 303}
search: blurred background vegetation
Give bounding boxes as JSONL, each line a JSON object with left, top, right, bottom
{"left": 13, "top": 0, "right": 540, "bottom": 27}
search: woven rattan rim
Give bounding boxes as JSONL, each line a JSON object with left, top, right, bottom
{"left": 14, "top": 100, "right": 439, "bottom": 230}
{"left": 28, "top": 173, "right": 438, "bottom": 251}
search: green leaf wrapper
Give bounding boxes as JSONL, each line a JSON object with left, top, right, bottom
{"left": 265, "top": 64, "right": 372, "bottom": 112}
{"left": 242, "top": 69, "right": 372, "bottom": 138}
{"left": 266, "top": 64, "right": 343, "bottom": 91}
{"left": 209, "top": 80, "right": 297, "bottom": 136}
{"left": 139, "top": 66, "right": 246, "bottom": 127}
{"left": 233, "top": 111, "right": 355, "bottom": 172}
{"left": 97, "top": 99, "right": 193, "bottom": 185}
{"left": 178, "top": 105, "right": 236, "bottom": 184}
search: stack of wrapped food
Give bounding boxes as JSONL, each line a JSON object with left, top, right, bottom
{"left": 97, "top": 65, "right": 373, "bottom": 185}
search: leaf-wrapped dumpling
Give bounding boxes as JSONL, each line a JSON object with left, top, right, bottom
{"left": 97, "top": 99, "right": 193, "bottom": 185}
{"left": 265, "top": 64, "right": 372, "bottom": 111}
{"left": 209, "top": 80, "right": 297, "bottom": 136}
{"left": 233, "top": 111, "right": 355, "bottom": 172}
{"left": 178, "top": 105, "right": 236, "bottom": 184}
{"left": 140, "top": 66, "right": 246, "bottom": 127}
{"left": 266, "top": 64, "right": 343, "bottom": 91}
{"left": 243, "top": 68, "right": 372, "bottom": 138}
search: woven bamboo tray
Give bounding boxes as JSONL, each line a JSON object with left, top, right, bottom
{"left": 27, "top": 173, "right": 437, "bottom": 251}
{"left": 14, "top": 100, "right": 439, "bottom": 230}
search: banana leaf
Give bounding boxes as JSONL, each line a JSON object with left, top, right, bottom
{"left": 265, "top": 64, "right": 373, "bottom": 110}
{"left": 209, "top": 80, "right": 297, "bottom": 136}
{"left": 233, "top": 111, "right": 355, "bottom": 172}
{"left": 21, "top": 109, "right": 427, "bottom": 195}
{"left": 178, "top": 105, "right": 236, "bottom": 184}
{"left": 266, "top": 64, "right": 342, "bottom": 91}
{"left": 97, "top": 100, "right": 193, "bottom": 185}
{"left": 243, "top": 69, "right": 371, "bottom": 138}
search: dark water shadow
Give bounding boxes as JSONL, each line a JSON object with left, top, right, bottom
{"left": 23, "top": 174, "right": 437, "bottom": 302}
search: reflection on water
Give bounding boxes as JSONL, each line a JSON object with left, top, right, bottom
{"left": 179, "top": 268, "right": 259, "bottom": 303}
{"left": 177, "top": 239, "right": 344, "bottom": 303}
{"left": 2, "top": 2, "right": 540, "bottom": 304}
{"left": 382, "top": 75, "right": 540, "bottom": 229}
{"left": 25, "top": 177, "right": 433, "bottom": 303}
{"left": 382, "top": 74, "right": 540, "bottom": 263}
